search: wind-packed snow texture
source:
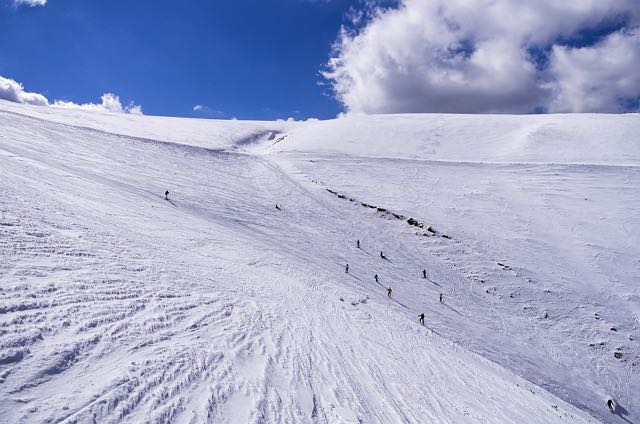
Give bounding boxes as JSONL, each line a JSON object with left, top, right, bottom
{"left": 0, "top": 99, "right": 638, "bottom": 423}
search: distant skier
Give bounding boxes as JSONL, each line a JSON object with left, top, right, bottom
{"left": 380, "top": 251, "right": 385, "bottom": 259}
{"left": 607, "top": 399, "right": 615, "bottom": 413}
{"left": 164, "top": 190, "right": 169, "bottom": 200}
{"left": 275, "top": 204, "right": 281, "bottom": 210}
{"left": 422, "top": 269, "right": 427, "bottom": 278}
{"left": 439, "top": 293, "right": 443, "bottom": 303}
{"left": 387, "top": 287, "right": 392, "bottom": 298}
{"left": 356, "top": 239, "right": 360, "bottom": 248}
{"left": 345, "top": 264, "right": 349, "bottom": 273}
{"left": 374, "top": 274, "right": 379, "bottom": 283}
{"left": 418, "top": 313, "right": 425, "bottom": 325}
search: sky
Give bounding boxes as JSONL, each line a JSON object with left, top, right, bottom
{"left": 1, "top": 0, "right": 639, "bottom": 119}
{"left": 0, "top": 0, "right": 365, "bottom": 120}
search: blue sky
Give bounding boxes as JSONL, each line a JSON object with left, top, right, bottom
{"left": 0, "top": 0, "right": 364, "bottom": 119}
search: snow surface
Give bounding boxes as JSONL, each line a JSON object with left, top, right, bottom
{"left": 0, "top": 99, "right": 638, "bottom": 423}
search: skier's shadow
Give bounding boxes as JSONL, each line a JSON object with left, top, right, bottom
{"left": 425, "top": 278, "right": 441, "bottom": 287}
{"left": 393, "top": 298, "right": 408, "bottom": 309}
{"left": 348, "top": 273, "right": 362, "bottom": 282}
{"left": 424, "top": 325, "right": 441, "bottom": 336}
{"left": 612, "top": 403, "right": 633, "bottom": 423}
{"left": 443, "top": 303, "right": 463, "bottom": 316}
{"left": 165, "top": 199, "right": 178, "bottom": 208}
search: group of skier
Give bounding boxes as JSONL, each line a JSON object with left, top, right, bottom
{"left": 347, "top": 238, "right": 444, "bottom": 328}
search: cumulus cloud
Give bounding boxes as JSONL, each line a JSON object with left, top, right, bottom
{"left": 548, "top": 29, "right": 640, "bottom": 112}
{"left": 0, "top": 75, "right": 143, "bottom": 115}
{"left": 0, "top": 75, "right": 49, "bottom": 106}
{"left": 14, "top": 0, "right": 47, "bottom": 7}
{"left": 324, "top": 0, "right": 640, "bottom": 113}
{"left": 53, "top": 93, "right": 143, "bottom": 115}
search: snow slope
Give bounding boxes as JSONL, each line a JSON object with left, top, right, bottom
{"left": 272, "top": 113, "right": 640, "bottom": 165}
{"left": 0, "top": 100, "right": 637, "bottom": 423}
{"left": 0, "top": 99, "right": 296, "bottom": 151}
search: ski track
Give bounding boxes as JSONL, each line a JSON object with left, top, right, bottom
{"left": 0, "top": 108, "right": 630, "bottom": 423}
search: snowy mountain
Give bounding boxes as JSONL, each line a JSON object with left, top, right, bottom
{"left": 1, "top": 99, "right": 638, "bottom": 423}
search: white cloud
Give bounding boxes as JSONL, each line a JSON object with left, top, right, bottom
{"left": 126, "top": 104, "right": 144, "bottom": 115}
{"left": 0, "top": 75, "right": 143, "bottom": 115}
{"left": 193, "top": 104, "right": 225, "bottom": 117}
{"left": 14, "top": 0, "right": 47, "bottom": 7}
{"left": 53, "top": 93, "right": 143, "bottom": 115}
{"left": 324, "top": 0, "right": 640, "bottom": 113}
{"left": 0, "top": 75, "right": 49, "bottom": 106}
{"left": 548, "top": 29, "right": 640, "bottom": 112}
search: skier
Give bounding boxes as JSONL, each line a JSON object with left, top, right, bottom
{"left": 418, "top": 313, "right": 425, "bottom": 325}
{"left": 387, "top": 287, "right": 392, "bottom": 298}
{"left": 380, "top": 251, "right": 385, "bottom": 259}
{"left": 164, "top": 190, "right": 169, "bottom": 200}
{"left": 439, "top": 293, "right": 443, "bottom": 303}
{"left": 607, "top": 399, "right": 615, "bottom": 412}
{"left": 374, "top": 274, "right": 379, "bottom": 283}
{"left": 356, "top": 240, "right": 360, "bottom": 248}
{"left": 345, "top": 264, "right": 349, "bottom": 273}
{"left": 275, "top": 204, "right": 281, "bottom": 210}
{"left": 422, "top": 269, "right": 427, "bottom": 278}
